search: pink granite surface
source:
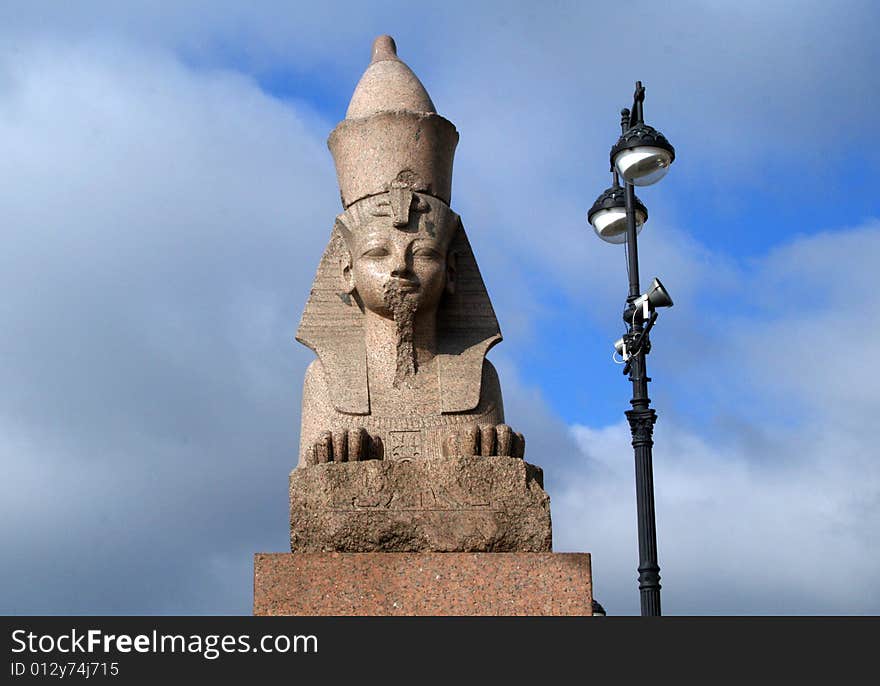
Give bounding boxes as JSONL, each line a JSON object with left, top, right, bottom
{"left": 254, "top": 552, "right": 592, "bottom": 616}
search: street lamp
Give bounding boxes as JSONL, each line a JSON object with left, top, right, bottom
{"left": 588, "top": 81, "right": 675, "bottom": 617}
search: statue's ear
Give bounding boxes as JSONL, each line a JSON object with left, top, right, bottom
{"left": 335, "top": 217, "right": 357, "bottom": 295}
{"left": 445, "top": 249, "right": 457, "bottom": 296}
{"left": 340, "top": 250, "right": 355, "bottom": 295}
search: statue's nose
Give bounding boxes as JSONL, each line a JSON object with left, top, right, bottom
{"left": 390, "top": 250, "right": 412, "bottom": 278}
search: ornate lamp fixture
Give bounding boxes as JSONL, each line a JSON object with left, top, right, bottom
{"left": 610, "top": 83, "right": 675, "bottom": 186}
{"left": 587, "top": 172, "right": 648, "bottom": 244}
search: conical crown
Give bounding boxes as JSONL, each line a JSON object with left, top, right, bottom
{"left": 328, "top": 35, "right": 459, "bottom": 208}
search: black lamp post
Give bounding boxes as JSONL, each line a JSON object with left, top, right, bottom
{"left": 587, "top": 81, "right": 675, "bottom": 617}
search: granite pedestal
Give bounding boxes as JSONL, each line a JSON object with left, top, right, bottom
{"left": 253, "top": 552, "right": 592, "bottom": 616}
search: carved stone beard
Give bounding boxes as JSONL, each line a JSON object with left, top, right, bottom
{"left": 383, "top": 280, "right": 419, "bottom": 388}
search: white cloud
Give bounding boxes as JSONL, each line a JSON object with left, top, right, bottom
{"left": 554, "top": 417, "right": 880, "bottom": 615}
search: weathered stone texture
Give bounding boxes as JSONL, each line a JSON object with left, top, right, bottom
{"left": 290, "top": 456, "right": 551, "bottom": 552}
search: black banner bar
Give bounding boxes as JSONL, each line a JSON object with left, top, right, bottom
{"left": 3, "top": 617, "right": 876, "bottom": 682}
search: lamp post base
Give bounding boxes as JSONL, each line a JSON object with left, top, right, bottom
{"left": 626, "top": 405, "right": 662, "bottom": 616}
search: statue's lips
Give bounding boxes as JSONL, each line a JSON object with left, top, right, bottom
{"left": 386, "top": 279, "right": 419, "bottom": 293}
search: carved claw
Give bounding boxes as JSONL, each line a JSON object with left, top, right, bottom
{"left": 479, "top": 424, "right": 496, "bottom": 456}
{"left": 514, "top": 431, "right": 525, "bottom": 459}
{"left": 496, "top": 424, "right": 512, "bottom": 456}
{"left": 316, "top": 431, "right": 332, "bottom": 464}
{"left": 369, "top": 434, "right": 384, "bottom": 461}
{"left": 348, "top": 427, "right": 366, "bottom": 461}
{"left": 462, "top": 425, "right": 479, "bottom": 455}
{"left": 332, "top": 429, "right": 347, "bottom": 463}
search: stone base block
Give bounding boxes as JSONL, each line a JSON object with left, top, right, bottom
{"left": 253, "top": 552, "right": 592, "bottom": 616}
{"left": 289, "top": 456, "right": 552, "bottom": 552}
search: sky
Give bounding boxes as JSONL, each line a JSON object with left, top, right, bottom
{"left": 1, "top": 1, "right": 878, "bottom": 615}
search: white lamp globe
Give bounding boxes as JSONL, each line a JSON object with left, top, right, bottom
{"left": 589, "top": 207, "right": 647, "bottom": 243}
{"left": 587, "top": 184, "right": 648, "bottom": 244}
{"left": 610, "top": 123, "right": 675, "bottom": 187}
{"left": 614, "top": 146, "right": 673, "bottom": 186}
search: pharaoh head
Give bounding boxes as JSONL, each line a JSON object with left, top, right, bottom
{"left": 337, "top": 186, "right": 459, "bottom": 386}
{"left": 337, "top": 185, "right": 458, "bottom": 324}
{"left": 329, "top": 34, "right": 460, "bottom": 323}
{"left": 297, "top": 36, "right": 501, "bottom": 414}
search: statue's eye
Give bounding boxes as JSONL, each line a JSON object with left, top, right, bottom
{"left": 413, "top": 248, "right": 441, "bottom": 260}
{"left": 363, "top": 247, "right": 389, "bottom": 258}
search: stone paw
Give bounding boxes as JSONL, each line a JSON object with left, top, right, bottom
{"left": 443, "top": 424, "right": 525, "bottom": 459}
{"left": 304, "top": 427, "right": 383, "bottom": 466}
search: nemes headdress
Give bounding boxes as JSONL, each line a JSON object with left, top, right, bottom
{"left": 296, "top": 36, "right": 501, "bottom": 415}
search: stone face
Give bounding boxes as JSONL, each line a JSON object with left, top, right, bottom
{"left": 290, "top": 456, "right": 551, "bottom": 552}
{"left": 254, "top": 552, "right": 592, "bottom": 616}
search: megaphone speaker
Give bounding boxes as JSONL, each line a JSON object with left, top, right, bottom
{"left": 644, "top": 277, "right": 673, "bottom": 309}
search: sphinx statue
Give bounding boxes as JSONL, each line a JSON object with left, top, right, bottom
{"left": 297, "top": 35, "right": 524, "bottom": 466}
{"left": 291, "top": 36, "right": 550, "bottom": 553}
